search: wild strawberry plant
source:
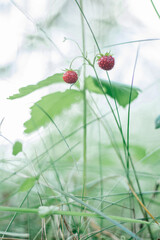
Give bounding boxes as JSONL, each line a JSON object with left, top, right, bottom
{"left": 1, "top": 0, "right": 160, "bottom": 239}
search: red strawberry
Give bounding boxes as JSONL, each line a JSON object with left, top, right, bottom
{"left": 63, "top": 70, "right": 78, "bottom": 84}
{"left": 97, "top": 53, "right": 115, "bottom": 71}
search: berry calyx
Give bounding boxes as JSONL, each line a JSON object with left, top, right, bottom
{"left": 63, "top": 70, "right": 78, "bottom": 84}
{"left": 97, "top": 53, "right": 115, "bottom": 71}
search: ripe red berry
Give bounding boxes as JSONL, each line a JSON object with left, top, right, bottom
{"left": 97, "top": 54, "right": 115, "bottom": 71}
{"left": 63, "top": 70, "right": 78, "bottom": 84}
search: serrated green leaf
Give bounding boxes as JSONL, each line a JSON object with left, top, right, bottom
{"left": 8, "top": 73, "right": 63, "bottom": 100}
{"left": 12, "top": 141, "right": 23, "bottom": 156}
{"left": 85, "top": 76, "right": 141, "bottom": 107}
{"left": 155, "top": 115, "right": 160, "bottom": 129}
{"left": 19, "top": 177, "right": 37, "bottom": 192}
{"left": 24, "top": 89, "right": 82, "bottom": 134}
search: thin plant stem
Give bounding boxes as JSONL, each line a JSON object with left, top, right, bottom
{"left": 98, "top": 121, "right": 103, "bottom": 229}
{"left": 1, "top": 189, "right": 32, "bottom": 239}
{"left": 36, "top": 131, "right": 77, "bottom": 230}
{"left": 35, "top": 102, "right": 79, "bottom": 171}
{"left": 102, "top": 38, "right": 160, "bottom": 49}
{"left": 73, "top": 0, "right": 147, "bottom": 205}
{"left": 106, "top": 71, "right": 122, "bottom": 130}
{"left": 74, "top": 0, "right": 101, "bottom": 53}
{"left": 93, "top": 65, "right": 154, "bottom": 236}
{"left": 127, "top": 45, "right": 140, "bottom": 178}
{"left": 75, "top": 3, "right": 154, "bottom": 237}
{"left": 87, "top": 96, "right": 126, "bottom": 170}
{"left": 80, "top": 0, "right": 87, "bottom": 199}
{"left": 44, "top": 186, "right": 142, "bottom": 240}
{"left": 92, "top": 67, "right": 130, "bottom": 175}
{"left": 93, "top": 67, "right": 121, "bottom": 132}
{"left": 105, "top": 71, "right": 128, "bottom": 167}
{"left": 150, "top": 0, "right": 160, "bottom": 19}
{"left": 0, "top": 205, "right": 152, "bottom": 225}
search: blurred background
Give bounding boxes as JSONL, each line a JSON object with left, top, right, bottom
{"left": 1, "top": 0, "right": 160, "bottom": 238}
{"left": 0, "top": 0, "right": 160, "bottom": 142}
{"left": 0, "top": 0, "right": 160, "bottom": 179}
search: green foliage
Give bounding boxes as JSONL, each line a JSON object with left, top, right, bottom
{"left": 12, "top": 141, "right": 23, "bottom": 156}
{"left": 19, "top": 177, "right": 37, "bottom": 192}
{"left": 140, "top": 147, "right": 160, "bottom": 165}
{"left": 2, "top": 0, "right": 160, "bottom": 239}
{"left": 8, "top": 73, "right": 141, "bottom": 137}
{"left": 85, "top": 76, "right": 141, "bottom": 107}
{"left": 8, "top": 73, "right": 64, "bottom": 100}
{"left": 112, "top": 143, "right": 146, "bottom": 161}
{"left": 155, "top": 115, "right": 160, "bottom": 129}
{"left": 24, "top": 90, "right": 83, "bottom": 133}
{"left": 129, "top": 144, "right": 146, "bottom": 160}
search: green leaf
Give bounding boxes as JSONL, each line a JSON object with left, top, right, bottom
{"left": 155, "top": 115, "right": 160, "bottom": 129}
{"left": 8, "top": 73, "right": 63, "bottom": 100}
{"left": 129, "top": 145, "right": 146, "bottom": 160}
{"left": 24, "top": 89, "right": 82, "bottom": 134}
{"left": 140, "top": 148, "right": 160, "bottom": 164}
{"left": 12, "top": 141, "right": 23, "bottom": 156}
{"left": 85, "top": 76, "right": 141, "bottom": 107}
{"left": 19, "top": 177, "right": 37, "bottom": 192}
